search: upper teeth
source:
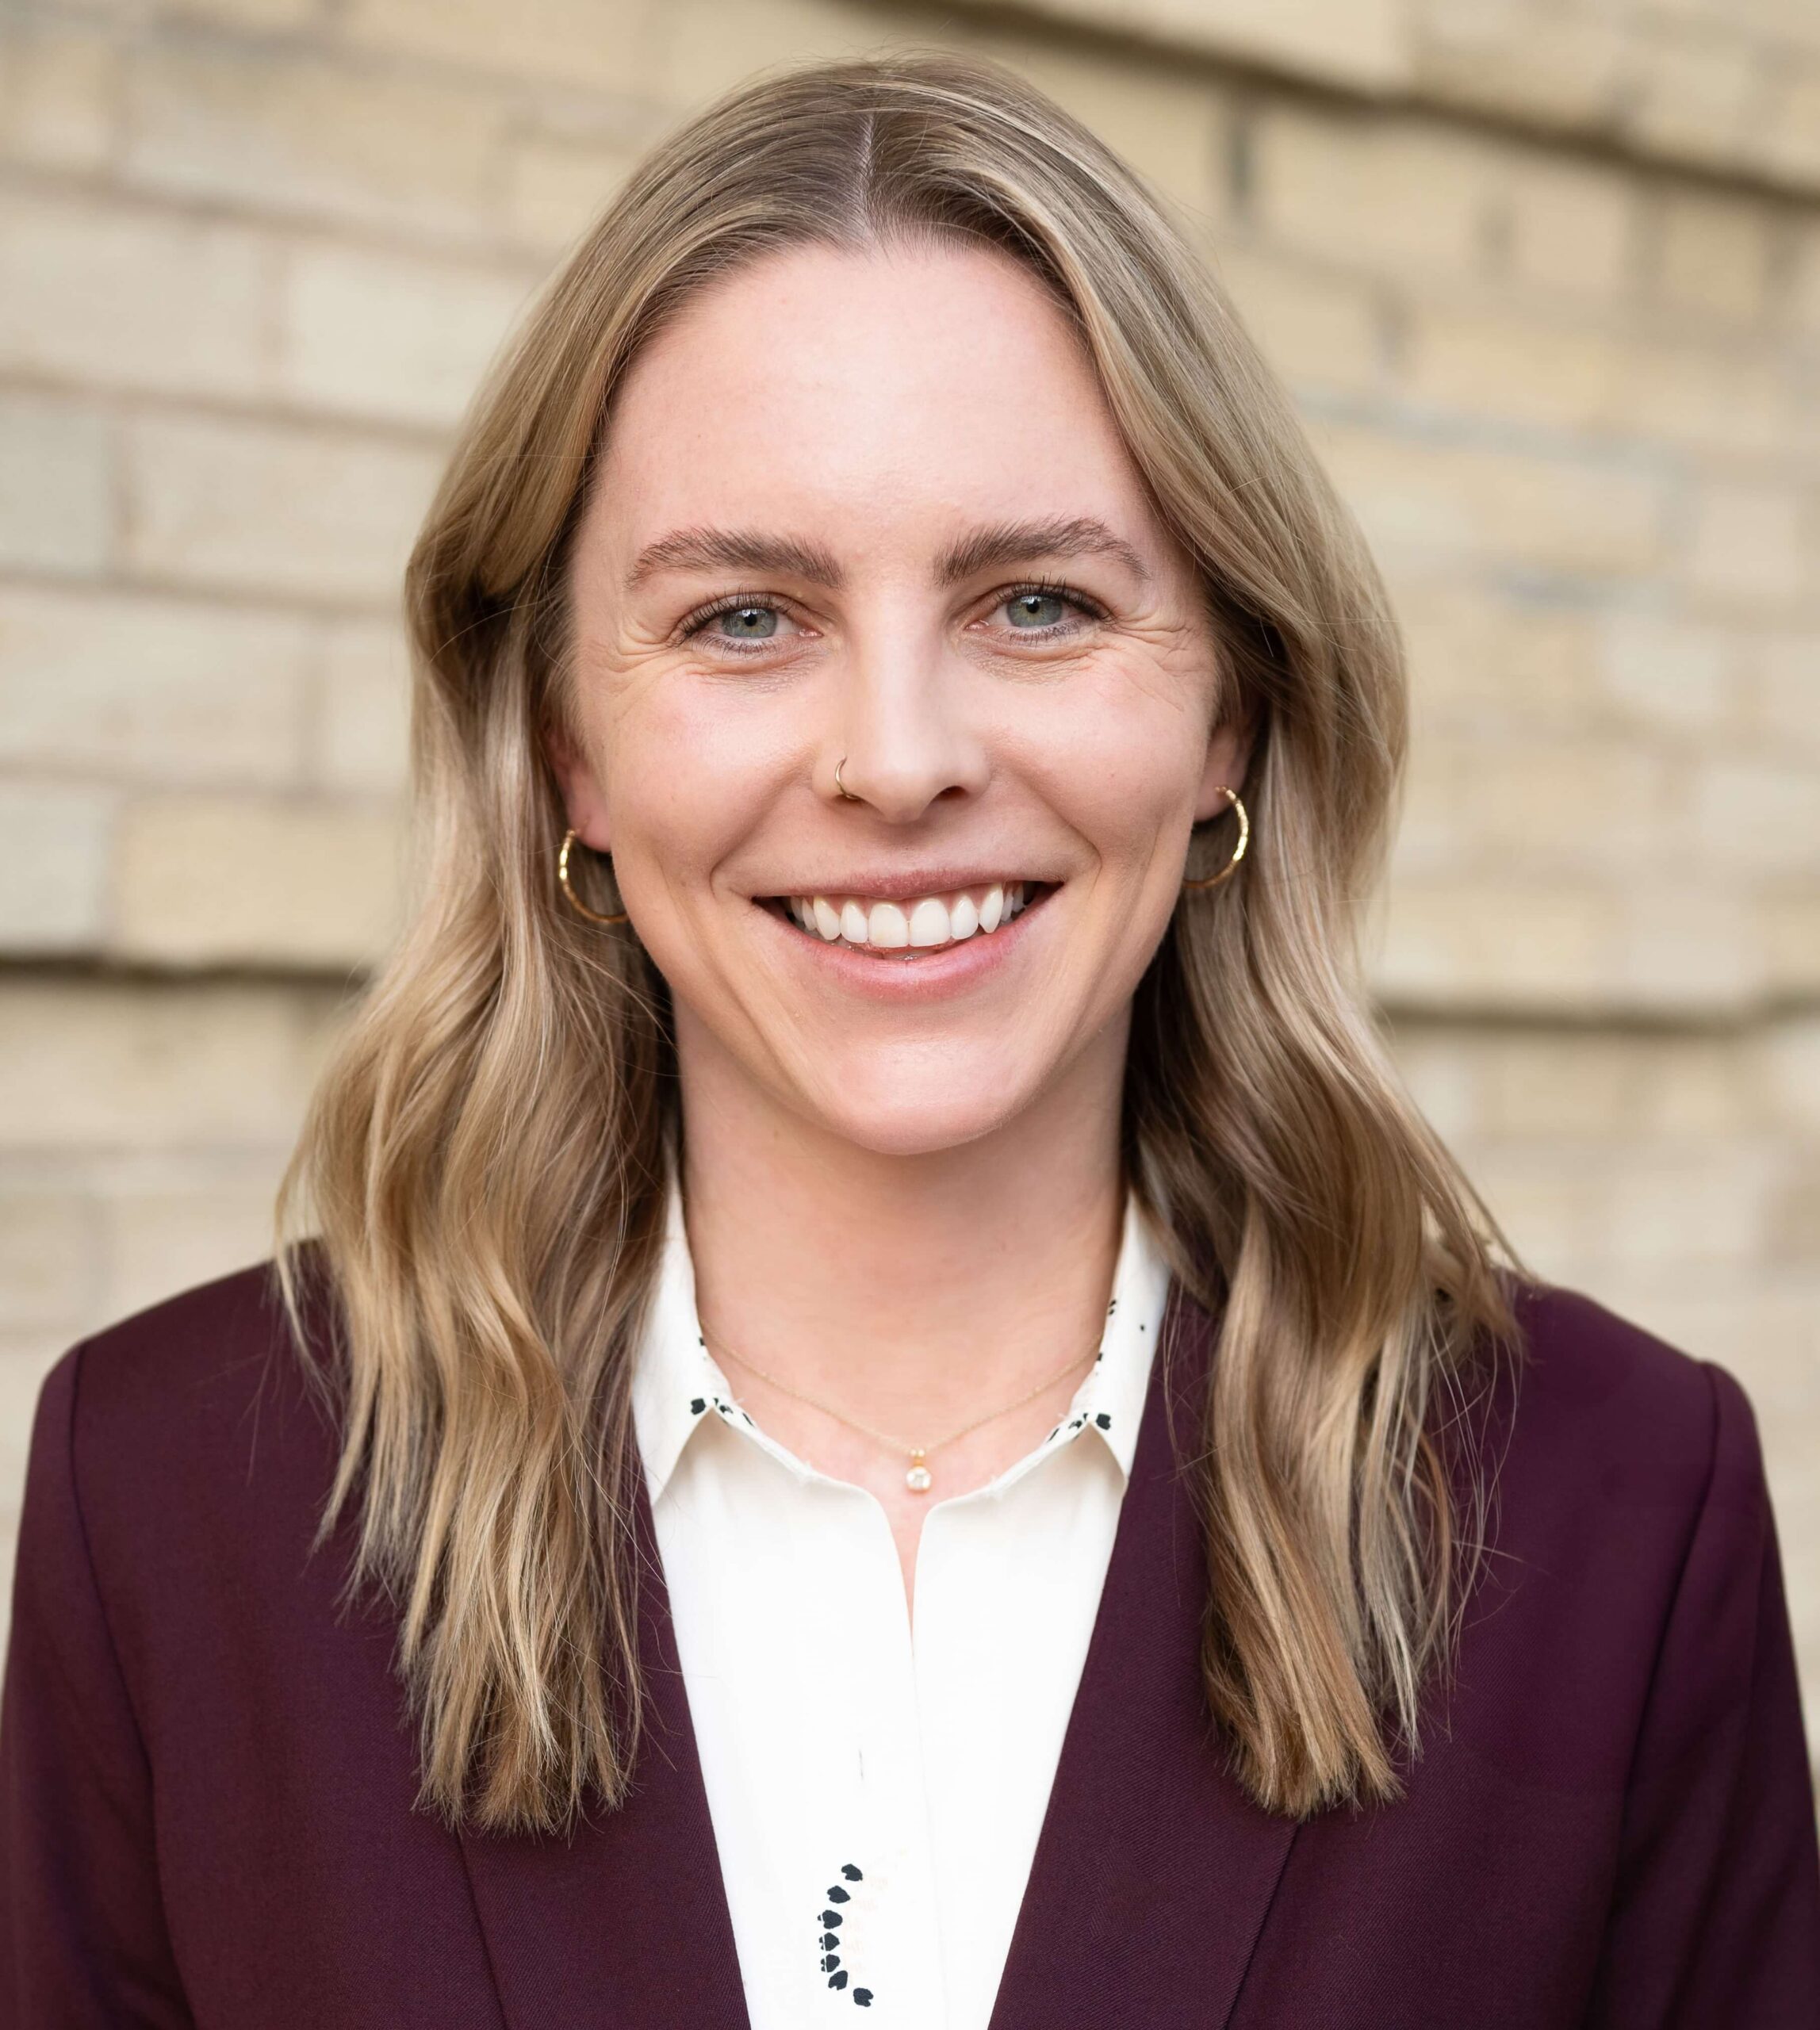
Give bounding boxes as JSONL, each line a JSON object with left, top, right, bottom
{"left": 784, "top": 883, "right": 1030, "bottom": 949}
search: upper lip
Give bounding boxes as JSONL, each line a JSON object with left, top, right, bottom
{"left": 756, "top": 868, "right": 1057, "bottom": 904}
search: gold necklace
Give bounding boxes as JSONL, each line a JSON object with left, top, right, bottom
{"left": 698, "top": 1323, "right": 1102, "bottom": 1494}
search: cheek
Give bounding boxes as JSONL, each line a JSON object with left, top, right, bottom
{"left": 595, "top": 676, "right": 792, "bottom": 891}
{"left": 1025, "top": 665, "right": 1206, "bottom": 866}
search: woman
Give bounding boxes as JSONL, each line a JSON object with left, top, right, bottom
{"left": 2, "top": 51, "right": 1814, "bottom": 2029}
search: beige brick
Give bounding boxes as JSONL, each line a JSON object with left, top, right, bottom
{"left": 124, "top": 42, "right": 506, "bottom": 243}
{"left": 1625, "top": 25, "right": 1758, "bottom": 168}
{"left": 652, "top": 0, "right": 902, "bottom": 113}
{"left": 1634, "top": 1035, "right": 1755, "bottom": 1139}
{"left": 1214, "top": 247, "right": 1384, "bottom": 393}
{"left": 1763, "top": 891, "right": 1820, "bottom": 999}
{"left": 508, "top": 135, "right": 640, "bottom": 256}
{"left": 163, "top": 0, "right": 324, "bottom": 26}
{"left": 1412, "top": 0, "right": 1627, "bottom": 128}
{"left": 0, "top": 190, "right": 272, "bottom": 401}
{"left": 0, "top": 17, "right": 117, "bottom": 173}
{"left": 1496, "top": 152, "right": 1638, "bottom": 300}
{"left": 1465, "top": 738, "right": 1666, "bottom": 875}
{"left": 1398, "top": 588, "right": 1596, "bottom": 730}
{"left": 1772, "top": 1152, "right": 1820, "bottom": 1266}
{"left": 1791, "top": 224, "right": 1820, "bottom": 339}
{"left": 101, "top": 1161, "right": 292, "bottom": 1323}
{"left": 1251, "top": 106, "right": 1500, "bottom": 276}
{"left": 1607, "top": 1147, "right": 1773, "bottom": 1268}
{"left": 343, "top": 0, "right": 658, "bottom": 94}
{"left": 1607, "top": 337, "right": 1787, "bottom": 459}
{"left": 278, "top": 241, "right": 535, "bottom": 427}
{"left": 124, "top": 413, "right": 440, "bottom": 605}
{"left": 1477, "top": 1032, "right": 1638, "bottom": 1139}
{"left": 1745, "top": 0, "right": 1820, "bottom": 57}
{"left": 0, "top": 975, "right": 333, "bottom": 1150}
{"left": 1686, "top": 482, "right": 1808, "bottom": 607}
{"left": 1652, "top": 189, "right": 1776, "bottom": 324}
{"left": 1617, "top": 881, "right": 1765, "bottom": 1014}
{"left": 934, "top": 0, "right": 1410, "bottom": 93}
{"left": 1763, "top": 1017, "right": 1820, "bottom": 1136}
{"left": 1322, "top": 421, "right": 1666, "bottom": 579}
{"left": 1400, "top": 304, "right": 1625, "bottom": 430}
{"left": 0, "top": 395, "right": 113, "bottom": 576}
{"left": 1755, "top": 632, "right": 1820, "bottom": 752}
{"left": 0, "top": 782, "right": 113, "bottom": 954}
{"left": 1695, "top": 758, "right": 1820, "bottom": 874}
{"left": 1598, "top": 611, "right": 1732, "bottom": 733}
{"left": 1380, "top": 1025, "right": 1481, "bottom": 1141}
{"left": 317, "top": 619, "right": 412, "bottom": 796}
{"left": 113, "top": 794, "right": 403, "bottom": 969}
{"left": 0, "top": 584, "right": 311, "bottom": 785}
{"left": 1181, "top": 0, "right": 1411, "bottom": 90}
{"left": 1747, "top": 57, "right": 1820, "bottom": 189}
{"left": 1460, "top": 1147, "right": 1623, "bottom": 1276}
{"left": 1370, "top": 877, "right": 1619, "bottom": 1013}
{"left": 1397, "top": 735, "right": 1665, "bottom": 883}
{"left": 0, "top": 1193, "right": 90, "bottom": 1332}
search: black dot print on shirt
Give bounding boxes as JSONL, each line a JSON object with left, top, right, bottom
{"left": 689, "top": 1398, "right": 707, "bottom": 1415}
{"left": 1095, "top": 1411, "right": 1113, "bottom": 1430}
{"left": 817, "top": 1867, "right": 873, "bottom": 2005}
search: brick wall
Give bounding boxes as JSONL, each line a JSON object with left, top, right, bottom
{"left": 2, "top": 0, "right": 1815, "bottom": 1769}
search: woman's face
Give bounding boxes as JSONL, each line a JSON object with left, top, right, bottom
{"left": 555, "top": 237, "right": 1248, "bottom": 1156}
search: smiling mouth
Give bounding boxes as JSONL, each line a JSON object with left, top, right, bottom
{"left": 761, "top": 880, "right": 1054, "bottom": 958}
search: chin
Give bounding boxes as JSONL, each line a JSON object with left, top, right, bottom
{"left": 799, "top": 1070, "right": 1029, "bottom": 1159}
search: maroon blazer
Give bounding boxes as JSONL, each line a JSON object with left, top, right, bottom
{"left": 2, "top": 1259, "right": 1816, "bottom": 2028}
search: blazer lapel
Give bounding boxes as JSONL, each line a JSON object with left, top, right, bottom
{"left": 989, "top": 1284, "right": 1301, "bottom": 2030}
{"left": 457, "top": 1472, "right": 750, "bottom": 2030}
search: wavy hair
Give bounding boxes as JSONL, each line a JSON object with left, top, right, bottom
{"left": 278, "top": 48, "right": 1527, "bottom": 1835}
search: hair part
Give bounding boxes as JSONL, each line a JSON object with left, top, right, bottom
{"left": 278, "top": 48, "right": 1527, "bottom": 1835}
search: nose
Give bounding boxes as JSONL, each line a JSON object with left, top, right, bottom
{"left": 824, "top": 624, "right": 991, "bottom": 822}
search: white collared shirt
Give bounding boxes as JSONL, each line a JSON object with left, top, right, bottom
{"left": 630, "top": 1189, "right": 1173, "bottom": 2030}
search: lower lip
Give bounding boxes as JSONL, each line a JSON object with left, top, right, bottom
{"left": 754, "top": 890, "right": 1055, "bottom": 1002}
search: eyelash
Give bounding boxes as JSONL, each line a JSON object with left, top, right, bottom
{"left": 676, "top": 576, "right": 1109, "bottom": 655}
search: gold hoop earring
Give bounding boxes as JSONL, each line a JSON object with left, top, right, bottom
{"left": 557, "top": 828, "right": 629, "bottom": 925}
{"left": 1180, "top": 786, "right": 1249, "bottom": 893}
{"left": 833, "top": 756, "right": 860, "bottom": 802}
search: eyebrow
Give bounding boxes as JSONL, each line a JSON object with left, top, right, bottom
{"left": 623, "top": 515, "right": 1151, "bottom": 592}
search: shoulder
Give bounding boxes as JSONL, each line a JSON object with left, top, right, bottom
{"left": 1456, "top": 1274, "right": 1776, "bottom": 1710}
{"left": 27, "top": 1251, "right": 344, "bottom": 1576}
{"left": 1493, "top": 1274, "right": 1759, "bottom": 1513}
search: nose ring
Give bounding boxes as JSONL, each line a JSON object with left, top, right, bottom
{"left": 833, "top": 756, "right": 860, "bottom": 802}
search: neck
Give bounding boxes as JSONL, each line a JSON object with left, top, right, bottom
{"left": 675, "top": 1013, "right": 1128, "bottom": 1435}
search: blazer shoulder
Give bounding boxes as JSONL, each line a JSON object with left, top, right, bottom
{"left": 1503, "top": 1274, "right": 1724, "bottom": 1434}
{"left": 1481, "top": 1273, "right": 1766, "bottom": 1565}
{"left": 42, "top": 1250, "right": 343, "bottom": 1534}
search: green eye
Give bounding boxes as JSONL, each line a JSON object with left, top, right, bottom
{"left": 715, "top": 603, "right": 779, "bottom": 638}
{"left": 1006, "top": 591, "right": 1067, "bottom": 629}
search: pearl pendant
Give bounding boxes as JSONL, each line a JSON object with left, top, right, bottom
{"left": 905, "top": 1450, "right": 933, "bottom": 1494}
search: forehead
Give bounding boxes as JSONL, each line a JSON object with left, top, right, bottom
{"left": 585, "top": 238, "right": 1161, "bottom": 562}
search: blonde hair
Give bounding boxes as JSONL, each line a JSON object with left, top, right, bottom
{"left": 278, "top": 49, "right": 1527, "bottom": 1836}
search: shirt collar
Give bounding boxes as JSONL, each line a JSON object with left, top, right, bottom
{"left": 631, "top": 1180, "right": 1174, "bottom": 1507}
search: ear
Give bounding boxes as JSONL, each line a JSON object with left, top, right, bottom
{"left": 1194, "top": 702, "right": 1255, "bottom": 824}
{"left": 544, "top": 720, "right": 613, "bottom": 852}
